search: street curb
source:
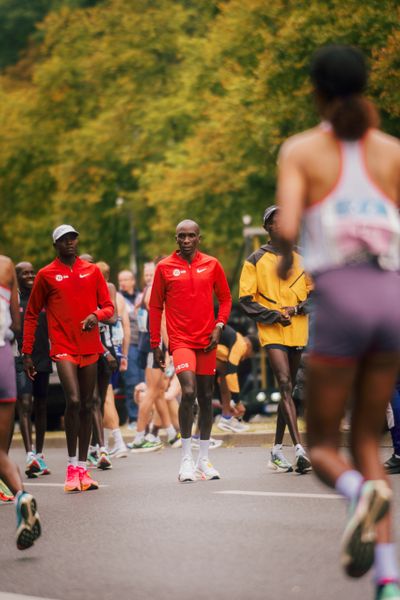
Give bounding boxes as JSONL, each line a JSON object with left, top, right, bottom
{"left": 10, "top": 431, "right": 393, "bottom": 450}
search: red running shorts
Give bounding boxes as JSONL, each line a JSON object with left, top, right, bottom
{"left": 172, "top": 348, "right": 216, "bottom": 376}
{"left": 52, "top": 353, "right": 99, "bottom": 367}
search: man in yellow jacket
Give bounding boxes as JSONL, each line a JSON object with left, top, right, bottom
{"left": 239, "top": 205, "right": 312, "bottom": 474}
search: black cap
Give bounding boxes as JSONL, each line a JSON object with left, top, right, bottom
{"left": 263, "top": 205, "right": 279, "bottom": 228}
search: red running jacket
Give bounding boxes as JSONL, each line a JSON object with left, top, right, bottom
{"left": 22, "top": 257, "right": 114, "bottom": 356}
{"left": 149, "top": 251, "right": 232, "bottom": 352}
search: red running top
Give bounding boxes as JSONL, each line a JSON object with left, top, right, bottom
{"left": 149, "top": 251, "right": 232, "bottom": 352}
{"left": 22, "top": 257, "right": 114, "bottom": 356}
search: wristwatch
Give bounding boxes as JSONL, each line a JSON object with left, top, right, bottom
{"left": 216, "top": 322, "right": 225, "bottom": 330}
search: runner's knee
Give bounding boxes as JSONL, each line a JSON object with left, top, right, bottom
{"left": 80, "top": 396, "right": 94, "bottom": 414}
{"left": 66, "top": 393, "right": 80, "bottom": 412}
{"left": 180, "top": 385, "right": 196, "bottom": 405}
{"left": 275, "top": 371, "right": 292, "bottom": 392}
{"left": 17, "top": 395, "right": 32, "bottom": 416}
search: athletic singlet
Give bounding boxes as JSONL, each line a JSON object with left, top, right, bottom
{"left": 301, "top": 126, "right": 400, "bottom": 274}
{"left": 0, "top": 285, "right": 12, "bottom": 346}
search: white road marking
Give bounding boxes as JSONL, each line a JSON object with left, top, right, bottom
{"left": 215, "top": 490, "right": 341, "bottom": 500}
{"left": 25, "top": 483, "right": 108, "bottom": 488}
{"left": 0, "top": 593, "right": 57, "bottom": 600}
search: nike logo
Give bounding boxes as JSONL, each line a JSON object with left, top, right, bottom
{"left": 197, "top": 268, "right": 207, "bottom": 273}
{"left": 79, "top": 273, "right": 90, "bottom": 278}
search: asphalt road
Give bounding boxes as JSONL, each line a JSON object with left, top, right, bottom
{"left": 0, "top": 446, "right": 398, "bottom": 600}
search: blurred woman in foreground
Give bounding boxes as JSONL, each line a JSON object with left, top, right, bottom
{"left": 277, "top": 45, "right": 400, "bottom": 600}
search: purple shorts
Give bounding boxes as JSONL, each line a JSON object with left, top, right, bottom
{"left": 309, "top": 263, "right": 400, "bottom": 362}
{"left": 0, "top": 342, "right": 17, "bottom": 402}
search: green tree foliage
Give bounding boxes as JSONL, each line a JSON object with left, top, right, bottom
{"left": 0, "top": 0, "right": 399, "bottom": 280}
{"left": 0, "top": 0, "right": 104, "bottom": 70}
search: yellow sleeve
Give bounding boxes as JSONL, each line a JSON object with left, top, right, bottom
{"left": 305, "top": 272, "right": 314, "bottom": 295}
{"left": 239, "top": 260, "right": 257, "bottom": 299}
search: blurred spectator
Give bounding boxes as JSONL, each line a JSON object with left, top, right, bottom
{"left": 118, "top": 269, "right": 143, "bottom": 425}
{"left": 15, "top": 261, "right": 52, "bottom": 478}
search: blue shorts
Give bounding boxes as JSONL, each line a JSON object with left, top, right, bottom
{"left": 309, "top": 263, "right": 400, "bottom": 363}
{"left": 15, "top": 365, "right": 50, "bottom": 399}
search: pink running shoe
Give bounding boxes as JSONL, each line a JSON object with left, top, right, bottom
{"left": 78, "top": 467, "right": 99, "bottom": 491}
{"left": 64, "top": 465, "right": 81, "bottom": 493}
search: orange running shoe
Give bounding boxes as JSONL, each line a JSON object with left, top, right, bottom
{"left": 64, "top": 465, "right": 81, "bottom": 493}
{"left": 78, "top": 467, "right": 99, "bottom": 491}
{"left": 0, "top": 478, "right": 14, "bottom": 502}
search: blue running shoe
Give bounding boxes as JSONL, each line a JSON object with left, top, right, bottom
{"left": 341, "top": 480, "right": 392, "bottom": 578}
{"left": 16, "top": 492, "right": 41, "bottom": 550}
{"left": 376, "top": 582, "right": 400, "bottom": 599}
{"left": 36, "top": 454, "right": 51, "bottom": 476}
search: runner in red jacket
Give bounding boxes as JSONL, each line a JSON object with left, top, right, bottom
{"left": 22, "top": 225, "right": 114, "bottom": 494}
{"left": 150, "top": 219, "right": 232, "bottom": 483}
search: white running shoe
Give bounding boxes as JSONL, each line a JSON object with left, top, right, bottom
{"left": 191, "top": 437, "right": 223, "bottom": 450}
{"left": 178, "top": 456, "right": 196, "bottom": 483}
{"left": 109, "top": 444, "right": 128, "bottom": 459}
{"left": 217, "top": 416, "right": 249, "bottom": 433}
{"left": 96, "top": 451, "right": 112, "bottom": 470}
{"left": 268, "top": 450, "right": 293, "bottom": 473}
{"left": 341, "top": 479, "right": 392, "bottom": 578}
{"left": 195, "top": 458, "right": 221, "bottom": 480}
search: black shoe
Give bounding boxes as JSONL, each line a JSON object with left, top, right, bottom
{"left": 384, "top": 454, "right": 400, "bottom": 474}
{"left": 295, "top": 453, "right": 312, "bottom": 474}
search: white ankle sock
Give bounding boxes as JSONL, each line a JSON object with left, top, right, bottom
{"left": 335, "top": 469, "right": 363, "bottom": 502}
{"left": 68, "top": 456, "right": 77, "bottom": 466}
{"left": 374, "top": 543, "right": 400, "bottom": 584}
{"left": 273, "top": 444, "right": 283, "bottom": 454}
{"left": 78, "top": 461, "right": 86, "bottom": 470}
{"left": 112, "top": 428, "right": 123, "bottom": 446}
{"left": 181, "top": 437, "right": 192, "bottom": 459}
{"left": 199, "top": 440, "right": 210, "bottom": 461}
{"left": 295, "top": 444, "right": 305, "bottom": 457}
{"left": 104, "top": 428, "right": 111, "bottom": 445}
{"left": 166, "top": 425, "right": 176, "bottom": 440}
{"left": 134, "top": 431, "right": 145, "bottom": 445}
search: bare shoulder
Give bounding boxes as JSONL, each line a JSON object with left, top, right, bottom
{"left": 0, "top": 254, "right": 13, "bottom": 272}
{"left": 368, "top": 128, "right": 400, "bottom": 154}
{"left": 279, "top": 127, "right": 323, "bottom": 161}
{"left": 0, "top": 255, "right": 14, "bottom": 287}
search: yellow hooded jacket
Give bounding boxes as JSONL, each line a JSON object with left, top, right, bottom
{"left": 239, "top": 244, "right": 312, "bottom": 347}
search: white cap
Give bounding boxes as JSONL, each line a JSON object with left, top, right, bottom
{"left": 52, "top": 224, "right": 79, "bottom": 243}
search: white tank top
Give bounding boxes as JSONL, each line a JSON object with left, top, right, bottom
{"left": 0, "top": 285, "right": 12, "bottom": 346}
{"left": 301, "top": 128, "right": 400, "bottom": 274}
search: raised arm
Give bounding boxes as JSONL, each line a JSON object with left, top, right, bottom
{"left": 9, "top": 260, "right": 20, "bottom": 336}
{"left": 276, "top": 140, "right": 307, "bottom": 279}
